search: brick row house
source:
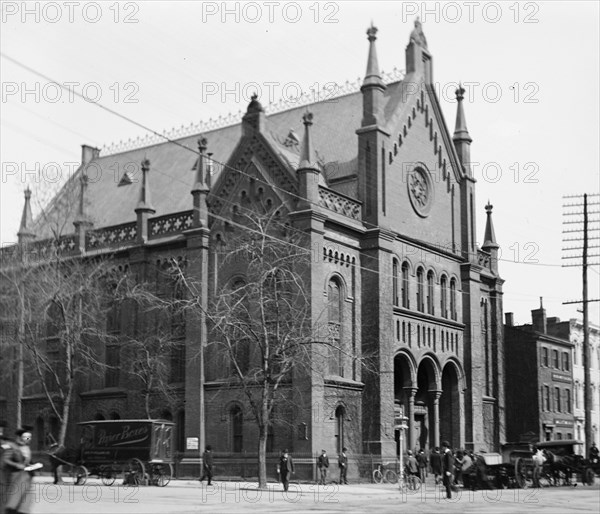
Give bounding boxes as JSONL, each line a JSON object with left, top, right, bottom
{"left": 0, "top": 20, "right": 506, "bottom": 476}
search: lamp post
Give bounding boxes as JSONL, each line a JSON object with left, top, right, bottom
{"left": 395, "top": 414, "right": 409, "bottom": 484}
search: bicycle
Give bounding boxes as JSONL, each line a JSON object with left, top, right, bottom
{"left": 399, "top": 470, "right": 422, "bottom": 492}
{"left": 372, "top": 463, "right": 398, "bottom": 484}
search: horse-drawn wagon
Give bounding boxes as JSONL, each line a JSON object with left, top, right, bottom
{"left": 55, "top": 419, "right": 175, "bottom": 486}
{"left": 513, "top": 440, "right": 596, "bottom": 488}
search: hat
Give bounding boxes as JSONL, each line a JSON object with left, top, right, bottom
{"left": 442, "top": 440, "right": 450, "bottom": 448}
{"left": 407, "top": 450, "right": 413, "bottom": 455}
{"left": 321, "top": 449, "right": 326, "bottom": 452}
{"left": 342, "top": 447, "right": 347, "bottom": 452}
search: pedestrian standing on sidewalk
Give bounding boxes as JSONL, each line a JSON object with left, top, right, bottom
{"left": 441, "top": 441, "right": 454, "bottom": 499}
{"left": 338, "top": 447, "right": 348, "bottom": 484}
{"left": 317, "top": 449, "right": 329, "bottom": 485}
{"left": 430, "top": 447, "right": 442, "bottom": 485}
{"left": 277, "top": 449, "right": 294, "bottom": 492}
{"left": 417, "top": 448, "right": 428, "bottom": 483}
{"left": 199, "top": 445, "right": 214, "bottom": 485}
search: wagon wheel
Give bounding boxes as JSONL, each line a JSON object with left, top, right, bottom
{"left": 124, "top": 458, "right": 146, "bottom": 486}
{"left": 583, "top": 467, "right": 595, "bottom": 485}
{"left": 101, "top": 465, "right": 117, "bottom": 486}
{"left": 152, "top": 463, "right": 173, "bottom": 487}
{"left": 514, "top": 458, "right": 529, "bottom": 489}
{"left": 72, "top": 465, "right": 88, "bottom": 485}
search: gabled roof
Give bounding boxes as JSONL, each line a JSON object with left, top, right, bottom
{"left": 32, "top": 81, "right": 408, "bottom": 239}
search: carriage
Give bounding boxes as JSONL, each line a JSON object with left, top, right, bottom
{"left": 61, "top": 419, "right": 175, "bottom": 486}
{"left": 513, "top": 440, "right": 596, "bottom": 488}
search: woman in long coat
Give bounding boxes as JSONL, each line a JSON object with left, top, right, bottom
{"left": 2, "top": 429, "right": 36, "bottom": 514}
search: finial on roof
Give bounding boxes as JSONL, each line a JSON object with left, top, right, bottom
{"left": 409, "top": 17, "right": 428, "bottom": 50}
{"left": 453, "top": 83, "right": 471, "bottom": 143}
{"left": 192, "top": 136, "right": 210, "bottom": 193}
{"left": 18, "top": 187, "right": 35, "bottom": 243}
{"left": 298, "top": 111, "right": 318, "bottom": 171}
{"left": 482, "top": 201, "right": 499, "bottom": 249}
{"left": 362, "top": 22, "right": 385, "bottom": 90}
{"left": 136, "top": 158, "right": 154, "bottom": 213}
{"left": 247, "top": 92, "right": 263, "bottom": 114}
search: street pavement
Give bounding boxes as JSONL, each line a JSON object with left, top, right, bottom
{"left": 22, "top": 475, "right": 600, "bottom": 514}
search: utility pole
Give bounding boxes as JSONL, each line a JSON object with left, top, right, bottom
{"left": 562, "top": 193, "right": 600, "bottom": 458}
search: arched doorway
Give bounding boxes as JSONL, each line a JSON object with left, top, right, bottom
{"left": 440, "top": 361, "right": 461, "bottom": 448}
{"left": 414, "top": 357, "right": 439, "bottom": 452}
{"left": 394, "top": 353, "right": 414, "bottom": 456}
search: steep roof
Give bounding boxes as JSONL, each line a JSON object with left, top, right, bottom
{"left": 32, "top": 81, "right": 407, "bottom": 239}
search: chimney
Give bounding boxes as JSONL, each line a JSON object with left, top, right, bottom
{"left": 505, "top": 312, "right": 514, "bottom": 327}
{"left": 531, "top": 297, "right": 547, "bottom": 334}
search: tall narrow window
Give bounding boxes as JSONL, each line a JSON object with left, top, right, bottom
{"left": 401, "top": 263, "right": 409, "bottom": 308}
{"left": 231, "top": 406, "right": 243, "bottom": 452}
{"left": 544, "top": 385, "right": 550, "bottom": 411}
{"left": 562, "top": 352, "right": 570, "bottom": 371}
{"left": 231, "top": 279, "right": 250, "bottom": 375}
{"left": 440, "top": 276, "right": 448, "bottom": 318}
{"left": 392, "top": 260, "right": 399, "bottom": 307}
{"left": 565, "top": 389, "right": 571, "bottom": 413}
{"left": 552, "top": 350, "right": 559, "bottom": 369}
{"left": 416, "top": 268, "right": 424, "bottom": 312}
{"left": 426, "top": 271, "right": 434, "bottom": 315}
{"left": 335, "top": 406, "right": 345, "bottom": 454}
{"left": 450, "top": 279, "right": 457, "bottom": 320}
{"left": 328, "top": 279, "right": 343, "bottom": 376}
{"left": 555, "top": 387, "right": 561, "bottom": 412}
{"left": 542, "top": 347, "right": 549, "bottom": 367}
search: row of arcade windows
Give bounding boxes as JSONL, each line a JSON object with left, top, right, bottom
{"left": 392, "top": 260, "right": 457, "bottom": 320}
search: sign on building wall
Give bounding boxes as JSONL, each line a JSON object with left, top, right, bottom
{"left": 186, "top": 437, "right": 199, "bottom": 450}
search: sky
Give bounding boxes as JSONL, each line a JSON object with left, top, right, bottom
{"left": 1, "top": 0, "right": 599, "bottom": 326}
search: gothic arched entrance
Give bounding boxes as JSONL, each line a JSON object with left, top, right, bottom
{"left": 440, "top": 361, "right": 461, "bottom": 448}
{"left": 414, "top": 357, "right": 439, "bottom": 451}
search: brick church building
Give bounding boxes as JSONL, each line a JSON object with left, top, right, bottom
{"left": 1, "top": 20, "right": 505, "bottom": 472}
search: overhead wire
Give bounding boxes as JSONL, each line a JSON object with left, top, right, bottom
{"left": 3, "top": 50, "right": 597, "bottom": 311}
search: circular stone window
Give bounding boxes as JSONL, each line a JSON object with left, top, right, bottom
{"left": 407, "top": 166, "right": 434, "bottom": 217}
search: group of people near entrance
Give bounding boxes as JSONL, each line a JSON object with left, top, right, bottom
{"left": 405, "top": 441, "right": 457, "bottom": 498}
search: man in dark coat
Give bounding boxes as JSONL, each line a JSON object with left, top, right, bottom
{"left": 338, "top": 447, "right": 348, "bottom": 484}
{"left": 430, "top": 447, "right": 442, "bottom": 484}
{"left": 199, "top": 445, "right": 214, "bottom": 485}
{"left": 416, "top": 448, "right": 428, "bottom": 482}
{"left": 317, "top": 449, "right": 329, "bottom": 485}
{"left": 441, "top": 440, "right": 454, "bottom": 499}
{"left": 277, "top": 449, "right": 294, "bottom": 492}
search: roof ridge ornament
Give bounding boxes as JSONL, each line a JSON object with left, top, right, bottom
{"left": 409, "top": 17, "right": 428, "bottom": 50}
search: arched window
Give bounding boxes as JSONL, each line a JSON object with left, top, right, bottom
{"left": 401, "top": 263, "right": 410, "bottom": 308}
{"left": 328, "top": 279, "right": 343, "bottom": 376}
{"left": 231, "top": 405, "right": 243, "bottom": 453}
{"left": 392, "top": 259, "right": 399, "bottom": 307}
{"left": 416, "top": 268, "right": 424, "bottom": 312}
{"left": 335, "top": 406, "right": 345, "bottom": 454}
{"left": 426, "top": 271, "right": 434, "bottom": 315}
{"left": 440, "top": 275, "right": 448, "bottom": 318}
{"left": 450, "top": 278, "right": 457, "bottom": 320}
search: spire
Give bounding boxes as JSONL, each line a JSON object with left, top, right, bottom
{"left": 360, "top": 23, "right": 386, "bottom": 127}
{"left": 405, "top": 17, "right": 433, "bottom": 83}
{"left": 362, "top": 23, "right": 385, "bottom": 90}
{"left": 482, "top": 201, "right": 498, "bottom": 249}
{"left": 74, "top": 173, "right": 91, "bottom": 225}
{"left": 136, "top": 158, "right": 155, "bottom": 213}
{"left": 298, "top": 112, "right": 318, "bottom": 171}
{"left": 191, "top": 138, "right": 210, "bottom": 229}
{"left": 17, "top": 187, "right": 35, "bottom": 243}
{"left": 296, "top": 112, "right": 320, "bottom": 211}
{"left": 192, "top": 137, "right": 209, "bottom": 193}
{"left": 453, "top": 84, "right": 472, "bottom": 143}
{"left": 453, "top": 84, "right": 473, "bottom": 175}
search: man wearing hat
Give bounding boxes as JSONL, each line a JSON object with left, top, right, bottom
{"left": 441, "top": 441, "right": 454, "bottom": 499}
{"left": 277, "top": 449, "right": 294, "bottom": 492}
{"left": 338, "top": 447, "right": 348, "bottom": 485}
{"left": 317, "top": 449, "right": 329, "bottom": 485}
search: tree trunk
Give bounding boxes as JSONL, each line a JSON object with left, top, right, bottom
{"left": 258, "top": 422, "right": 268, "bottom": 488}
{"left": 59, "top": 386, "right": 72, "bottom": 446}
